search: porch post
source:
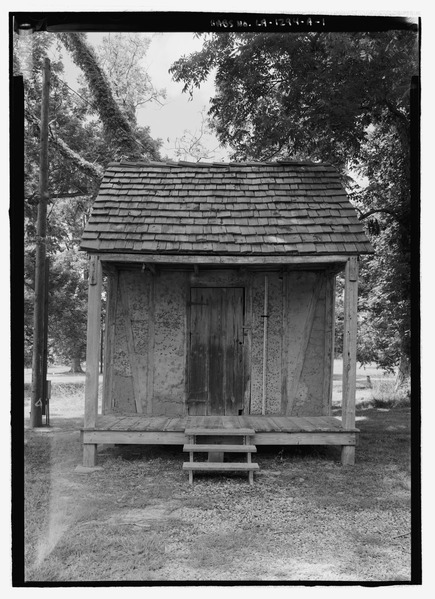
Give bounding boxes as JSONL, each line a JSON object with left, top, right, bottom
{"left": 341, "top": 256, "right": 358, "bottom": 465}
{"left": 83, "top": 255, "right": 102, "bottom": 467}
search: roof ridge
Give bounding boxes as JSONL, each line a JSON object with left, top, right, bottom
{"left": 106, "top": 159, "right": 335, "bottom": 169}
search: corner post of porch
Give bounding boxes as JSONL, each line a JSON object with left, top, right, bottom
{"left": 341, "top": 256, "right": 358, "bottom": 466}
{"left": 83, "top": 254, "right": 103, "bottom": 467}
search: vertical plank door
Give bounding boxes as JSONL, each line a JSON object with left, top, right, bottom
{"left": 188, "top": 287, "right": 244, "bottom": 415}
{"left": 188, "top": 287, "right": 210, "bottom": 416}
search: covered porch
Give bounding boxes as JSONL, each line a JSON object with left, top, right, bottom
{"left": 82, "top": 254, "right": 359, "bottom": 468}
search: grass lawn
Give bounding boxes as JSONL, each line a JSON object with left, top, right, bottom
{"left": 22, "top": 364, "right": 413, "bottom": 583}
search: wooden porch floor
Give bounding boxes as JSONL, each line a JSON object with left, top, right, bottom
{"left": 82, "top": 414, "right": 358, "bottom": 447}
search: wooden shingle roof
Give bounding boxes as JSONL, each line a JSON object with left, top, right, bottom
{"left": 80, "top": 161, "right": 374, "bottom": 258}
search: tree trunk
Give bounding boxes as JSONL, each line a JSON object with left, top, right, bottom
{"left": 395, "top": 353, "right": 410, "bottom": 394}
{"left": 58, "top": 32, "right": 148, "bottom": 160}
{"left": 69, "top": 357, "right": 84, "bottom": 373}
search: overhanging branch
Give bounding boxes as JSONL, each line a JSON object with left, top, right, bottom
{"left": 384, "top": 99, "right": 409, "bottom": 128}
{"left": 26, "top": 110, "right": 103, "bottom": 181}
{"left": 58, "top": 32, "right": 146, "bottom": 159}
{"left": 357, "top": 207, "right": 408, "bottom": 229}
{"left": 50, "top": 133, "right": 103, "bottom": 181}
{"left": 50, "top": 192, "right": 93, "bottom": 199}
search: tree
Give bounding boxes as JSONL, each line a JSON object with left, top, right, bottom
{"left": 353, "top": 120, "right": 412, "bottom": 389}
{"left": 18, "top": 31, "right": 163, "bottom": 370}
{"left": 18, "top": 31, "right": 102, "bottom": 369}
{"left": 96, "top": 32, "right": 166, "bottom": 123}
{"left": 47, "top": 249, "right": 89, "bottom": 372}
{"left": 58, "top": 32, "right": 161, "bottom": 161}
{"left": 170, "top": 31, "right": 418, "bottom": 389}
{"left": 170, "top": 32, "right": 416, "bottom": 164}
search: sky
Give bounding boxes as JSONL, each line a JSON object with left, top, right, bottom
{"left": 63, "top": 31, "right": 230, "bottom": 162}
{"left": 139, "top": 32, "right": 230, "bottom": 161}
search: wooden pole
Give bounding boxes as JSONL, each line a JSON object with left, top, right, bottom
{"left": 30, "top": 58, "right": 50, "bottom": 428}
{"left": 341, "top": 256, "right": 359, "bottom": 465}
{"left": 41, "top": 257, "right": 49, "bottom": 420}
{"left": 262, "top": 276, "right": 268, "bottom": 415}
{"left": 83, "top": 255, "right": 103, "bottom": 467}
{"left": 100, "top": 322, "right": 104, "bottom": 374}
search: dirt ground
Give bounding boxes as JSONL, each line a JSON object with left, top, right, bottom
{"left": 22, "top": 363, "right": 413, "bottom": 583}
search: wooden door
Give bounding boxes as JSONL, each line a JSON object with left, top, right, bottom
{"left": 188, "top": 287, "right": 245, "bottom": 415}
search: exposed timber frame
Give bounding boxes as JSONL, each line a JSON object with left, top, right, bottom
{"left": 83, "top": 255, "right": 103, "bottom": 467}
{"left": 102, "top": 265, "right": 117, "bottom": 414}
{"left": 94, "top": 253, "right": 349, "bottom": 266}
{"left": 341, "top": 256, "right": 359, "bottom": 465}
{"left": 81, "top": 255, "right": 361, "bottom": 467}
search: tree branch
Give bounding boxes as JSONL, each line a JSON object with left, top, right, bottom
{"left": 50, "top": 192, "right": 93, "bottom": 200}
{"left": 58, "top": 32, "right": 148, "bottom": 160}
{"left": 26, "top": 110, "right": 103, "bottom": 181}
{"left": 356, "top": 207, "right": 408, "bottom": 228}
{"left": 384, "top": 98, "right": 409, "bottom": 128}
{"left": 51, "top": 133, "right": 103, "bottom": 181}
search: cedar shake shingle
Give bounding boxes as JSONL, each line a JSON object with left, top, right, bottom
{"left": 80, "top": 161, "right": 374, "bottom": 256}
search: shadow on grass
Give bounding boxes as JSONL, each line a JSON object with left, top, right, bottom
{"left": 103, "top": 444, "right": 186, "bottom": 463}
{"left": 25, "top": 415, "right": 84, "bottom": 433}
{"left": 48, "top": 416, "right": 84, "bottom": 430}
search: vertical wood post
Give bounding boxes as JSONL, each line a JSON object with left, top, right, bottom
{"left": 100, "top": 324, "right": 104, "bottom": 375}
{"left": 30, "top": 58, "right": 50, "bottom": 428}
{"left": 262, "top": 275, "right": 268, "bottom": 415}
{"left": 42, "top": 257, "right": 50, "bottom": 422}
{"left": 323, "top": 273, "right": 336, "bottom": 416}
{"left": 102, "top": 268, "right": 118, "bottom": 414}
{"left": 341, "top": 256, "right": 358, "bottom": 465}
{"left": 83, "top": 255, "right": 102, "bottom": 467}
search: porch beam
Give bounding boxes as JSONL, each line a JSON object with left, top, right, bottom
{"left": 81, "top": 429, "right": 357, "bottom": 447}
{"left": 341, "top": 256, "right": 359, "bottom": 465}
{"left": 96, "top": 252, "right": 349, "bottom": 266}
{"left": 83, "top": 255, "right": 103, "bottom": 467}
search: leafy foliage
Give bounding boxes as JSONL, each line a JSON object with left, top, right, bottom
{"left": 58, "top": 32, "right": 160, "bottom": 161}
{"left": 170, "top": 31, "right": 418, "bottom": 382}
{"left": 47, "top": 249, "right": 89, "bottom": 367}
{"left": 97, "top": 33, "right": 166, "bottom": 121}
{"left": 18, "top": 32, "right": 100, "bottom": 366}
{"left": 170, "top": 32, "right": 416, "bottom": 166}
{"left": 19, "top": 31, "right": 162, "bottom": 367}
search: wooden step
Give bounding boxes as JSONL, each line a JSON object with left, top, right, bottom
{"left": 183, "top": 444, "right": 257, "bottom": 453}
{"left": 184, "top": 428, "right": 255, "bottom": 436}
{"left": 182, "top": 462, "right": 259, "bottom": 472}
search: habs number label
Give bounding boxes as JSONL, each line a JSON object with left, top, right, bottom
{"left": 210, "top": 16, "right": 326, "bottom": 29}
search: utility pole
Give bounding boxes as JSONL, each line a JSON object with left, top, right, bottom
{"left": 30, "top": 58, "right": 50, "bottom": 428}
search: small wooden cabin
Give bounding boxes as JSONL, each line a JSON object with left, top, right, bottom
{"left": 80, "top": 161, "right": 373, "bottom": 472}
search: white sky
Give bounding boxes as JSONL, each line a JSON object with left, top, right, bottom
{"left": 62, "top": 31, "right": 229, "bottom": 162}
{"left": 140, "top": 32, "right": 229, "bottom": 161}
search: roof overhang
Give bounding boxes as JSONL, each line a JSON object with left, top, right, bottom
{"left": 91, "top": 252, "right": 352, "bottom": 267}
